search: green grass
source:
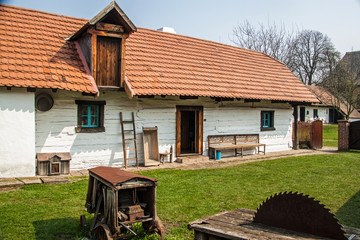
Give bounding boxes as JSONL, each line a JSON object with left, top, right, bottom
{"left": 1, "top": 152, "right": 360, "bottom": 239}
{"left": 323, "top": 124, "right": 338, "bottom": 140}
{"left": 324, "top": 140, "right": 338, "bottom": 147}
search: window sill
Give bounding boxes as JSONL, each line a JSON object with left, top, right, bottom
{"left": 75, "top": 127, "right": 105, "bottom": 133}
{"left": 261, "top": 127, "right": 276, "bottom": 131}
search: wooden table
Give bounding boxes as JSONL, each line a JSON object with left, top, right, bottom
{"left": 188, "top": 208, "right": 359, "bottom": 240}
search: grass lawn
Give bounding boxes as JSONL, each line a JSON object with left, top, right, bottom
{"left": 323, "top": 124, "right": 338, "bottom": 140}
{"left": 1, "top": 151, "right": 360, "bottom": 239}
{"left": 323, "top": 124, "right": 338, "bottom": 147}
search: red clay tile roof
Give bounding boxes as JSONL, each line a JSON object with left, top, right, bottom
{"left": 0, "top": 4, "right": 318, "bottom": 103}
{"left": 0, "top": 4, "right": 97, "bottom": 93}
{"left": 125, "top": 28, "right": 319, "bottom": 103}
{"left": 307, "top": 85, "right": 360, "bottom": 119}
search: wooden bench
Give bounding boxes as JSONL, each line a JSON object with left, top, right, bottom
{"left": 208, "top": 134, "right": 265, "bottom": 159}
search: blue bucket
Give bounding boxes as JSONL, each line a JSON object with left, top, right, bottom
{"left": 215, "top": 151, "right": 221, "bottom": 160}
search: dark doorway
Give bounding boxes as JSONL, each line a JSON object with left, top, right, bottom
{"left": 329, "top": 108, "right": 343, "bottom": 124}
{"left": 300, "top": 107, "right": 305, "bottom": 122}
{"left": 180, "top": 111, "right": 196, "bottom": 153}
{"left": 176, "top": 106, "right": 203, "bottom": 156}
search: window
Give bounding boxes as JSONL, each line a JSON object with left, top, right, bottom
{"left": 261, "top": 111, "right": 275, "bottom": 131}
{"left": 75, "top": 100, "right": 106, "bottom": 133}
{"left": 313, "top": 109, "right": 318, "bottom": 119}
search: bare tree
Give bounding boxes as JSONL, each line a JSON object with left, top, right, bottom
{"left": 231, "top": 22, "right": 340, "bottom": 85}
{"left": 291, "top": 30, "right": 340, "bottom": 85}
{"left": 321, "top": 60, "right": 360, "bottom": 119}
{"left": 231, "top": 20, "right": 295, "bottom": 66}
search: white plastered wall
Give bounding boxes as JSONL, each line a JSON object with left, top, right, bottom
{"left": 298, "top": 106, "right": 330, "bottom": 123}
{"left": 35, "top": 90, "right": 294, "bottom": 170}
{"left": 0, "top": 87, "right": 36, "bottom": 177}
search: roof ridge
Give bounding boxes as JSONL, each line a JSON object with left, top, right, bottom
{"left": 0, "top": 3, "right": 89, "bottom": 22}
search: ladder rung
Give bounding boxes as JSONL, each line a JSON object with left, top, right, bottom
{"left": 126, "top": 158, "right": 137, "bottom": 160}
{"left": 123, "top": 130, "right": 134, "bottom": 132}
{"left": 125, "top": 148, "right": 136, "bottom": 150}
{"left": 123, "top": 121, "right": 134, "bottom": 124}
{"left": 124, "top": 138, "right": 136, "bottom": 141}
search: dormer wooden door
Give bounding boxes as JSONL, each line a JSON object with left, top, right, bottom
{"left": 96, "top": 36, "right": 122, "bottom": 87}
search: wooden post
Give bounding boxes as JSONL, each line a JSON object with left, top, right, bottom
{"left": 293, "top": 104, "right": 299, "bottom": 150}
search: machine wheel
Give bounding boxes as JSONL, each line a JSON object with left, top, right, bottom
{"left": 142, "top": 217, "right": 165, "bottom": 240}
{"left": 92, "top": 224, "right": 113, "bottom": 240}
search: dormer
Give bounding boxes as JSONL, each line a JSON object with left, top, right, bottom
{"left": 67, "top": 1, "right": 136, "bottom": 89}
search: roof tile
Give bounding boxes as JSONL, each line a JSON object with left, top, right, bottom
{"left": 0, "top": 4, "right": 318, "bottom": 102}
{"left": 125, "top": 28, "right": 318, "bottom": 102}
{"left": 0, "top": 4, "right": 95, "bottom": 93}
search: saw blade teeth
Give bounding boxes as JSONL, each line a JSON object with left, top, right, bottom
{"left": 253, "top": 192, "right": 346, "bottom": 239}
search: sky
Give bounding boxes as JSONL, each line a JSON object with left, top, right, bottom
{"left": 2, "top": 0, "right": 360, "bottom": 56}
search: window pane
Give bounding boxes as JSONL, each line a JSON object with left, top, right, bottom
{"left": 79, "top": 105, "right": 88, "bottom": 116}
{"left": 80, "top": 116, "right": 88, "bottom": 126}
{"left": 263, "top": 113, "right": 269, "bottom": 127}
{"left": 91, "top": 116, "right": 98, "bottom": 127}
{"left": 90, "top": 105, "right": 98, "bottom": 115}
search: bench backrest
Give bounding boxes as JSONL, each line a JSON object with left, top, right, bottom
{"left": 208, "top": 134, "right": 260, "bottom": 147}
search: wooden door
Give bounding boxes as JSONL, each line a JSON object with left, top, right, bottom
{"left": 349, "top": 120, "right": 360, "bottom": 150}
{"left": 96, "top": 36, "right": 122, "bottom": 86}
{"left": 176, "top": 106, "right": 203, "bottom": 156}
{"left": 310, "top": 120, "right": 323, "bottom": 149}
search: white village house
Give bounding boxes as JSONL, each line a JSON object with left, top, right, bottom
{"left": 0, "top": 2, "right": 319, "bottom": 178}
{"left": 297, "top": 85, "right": 360, "bottom": 123}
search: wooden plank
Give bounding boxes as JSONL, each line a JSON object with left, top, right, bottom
{"left": 209, "top": 143, "right": 265, "bottom": 150}
{"left": 176, "top": 108, "right": 181, "bottom": 156}
{"left": 120, "top": 112, "right": 127, "bottom": 168}
{"left": 88, "top": 28, "right": 128, "bottom": 38}
{"left": 131, "top": 112, "right": 139, "bottom": 168}
{"left": 96, "top": 22, "right": 124, "bottom": 33}
{"left": 191, "top": 218, "right": 327, "bottom": 240}
{"left": 92, "top": 34, "right": 97, "bottom": 83}
{"left": 120, "top": 39, "right": 126, "bottom": 86}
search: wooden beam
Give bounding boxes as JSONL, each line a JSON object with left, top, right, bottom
{"left": 88, "top": 29, "right": 128, "bottom": 39}
{"left": 92, "top": 33, "right": 97, "bottom": 85}
{"left": 27, "top": 87, "right": 36, "bottom": 92}
{"left": 176, "top": 108, "right": 181, "bottom": 156}
{"left": 293, "top": 105, "right": 299, "bottom": 150}
{"left": 120, "top": 38, "right": 126, "bottom": 87}
{"left": 180, "top": 96, "right": 198, "bottom": 99}
{"left": 96, "top": 22, "right": 124, "bottom": 33}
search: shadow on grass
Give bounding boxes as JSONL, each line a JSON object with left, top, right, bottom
{"left": 336, "top": 190, "right": 360, "bottom": 228}
{"left": 33, "top": 217, "right": 89, "bottom": 240}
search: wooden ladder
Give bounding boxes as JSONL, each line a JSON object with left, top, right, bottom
{"left": 120, "top": 112, "right": 138, "bottom": 168}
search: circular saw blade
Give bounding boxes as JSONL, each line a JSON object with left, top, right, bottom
{"left": 253, "top": 191, "right": 347, "bottom": 240}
